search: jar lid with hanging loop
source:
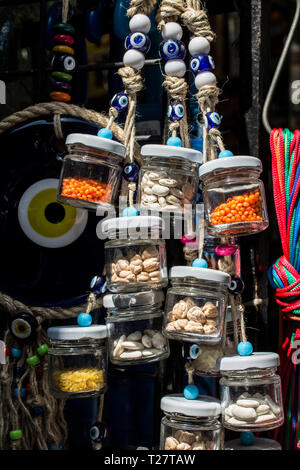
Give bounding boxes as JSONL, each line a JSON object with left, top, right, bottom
{"left": 103, "top": 290, "right": 164, "bottom": 309}
{"left": 199, "top": 156, "right": 262, "bottom": 179}
{"left": 141, "top": 144, "right": 202, "bottom": 164}
{"left": 217, "top": 352, "right": 280, "bottom": 371}
{"left": 169, "top": 266, "right": 231, "bottom": 286}
{"left": 47, "top": 325, "right": 108, "bottom": 340}
{"left": 66, "top": 133, "right": 126, "bottom": 158}
{"left": 160, "top": 394, "right": 221, "bottom": 417}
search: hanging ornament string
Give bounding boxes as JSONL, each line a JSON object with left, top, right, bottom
{"left": 181, "top": 0, "right": 226, "bottom": 162}
{"left": 269, "top": 129, "right": 300, "bottom": 314}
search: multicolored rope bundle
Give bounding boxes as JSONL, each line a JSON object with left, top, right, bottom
{"left": 269, "top": 128, "right": 300, "bottom": 450}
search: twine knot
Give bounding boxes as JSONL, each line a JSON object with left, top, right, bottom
{"left": 118, "top": 67, "right": 144, "bottom": 95}
{"left": 181, "top": 7, "right": 215, "bottom": 41}
{"left": 163, "top": 76, "right": 187, "bottom": 102}
{"left": 156, "top": 0, "right": 185, "bottom": 29}
{"left": 196, "top": 85, "right": 219, "bottom": 113}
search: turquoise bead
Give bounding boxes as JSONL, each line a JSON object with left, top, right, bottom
{"left": 166, "top": 136, "right": 182, "bottom": 147}
{"left": 97, "top": 128, "right": 113, "bottom": 139}
{"left": 184, "top": 384, "right": 199, "bottom": 400}
{"left": 123, "top": 206, "right": 138, "bottom": 217}
{"left": 77, "top": 312, "right": 92, "bottom": 327}
{"left": 50, "top": 443, "right": 63, "bottom": 450}
{"left": 13, "top": 387, "right": 26, "bottom": 398}
{"left": 192, "top": 258, "right": 208, "bottom": 268}
{"left": 11, "top": 348, "right": 22, "bottom": 359}
{"left": 240, "top": 432, "right": 254, "bottom": 446}
{"left": 218, "top": 150, "right": 234, "bottom": 158}
{"left": 237, "top": 341, "right": 253, "bottom": 356}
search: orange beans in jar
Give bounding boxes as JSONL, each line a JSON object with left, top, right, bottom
{"left": 61, "top": 177, "right": 112, "bottom": 203}
{"left": 210, "top": 190, "right": 263, "bottom": 226}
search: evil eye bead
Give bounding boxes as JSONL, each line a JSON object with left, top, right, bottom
{"left": 228, "top": 275, "right": 245, "bottom": 295}
{"left": 159, "top": 39, "right": 186, "bottom": 61}
{"left": 167, "top": 101, "right": 185, "bottom": 122}
{"left": 203, "top": 112, "right": 222, "bottom": 130}
{"left": 90, "top": 421, "right": 107, "bottom": 444}
{"left": 51, "top": 54, "right": 76, "bottom": 73}
{"left": 189, "top": 344, "right": 200, "bottom": 359}
{"left": 10, "top": 313, "right": 38, "bottom": 341}
{"left": 125, "top": 33, "right": 151, "bottom": 54}
{"left": 122, "top": 161, "right": 140, "bottom": 182}
{"left": 90, "top": 275, "right": 106, "bottom": 295}
{"left": 111, "top": 92, "right": 128, "bottom": 112}
{"left": 190, "top": 55, "right": 215, "bottom": 75}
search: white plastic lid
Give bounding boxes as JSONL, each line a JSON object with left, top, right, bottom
{"left": 225, "top": 438, "right": 282, "bottom": 451}
{"left": 169, "top": 266, "right": 231, "bottom": 286}
{"left": 141, "top": 144, "right": 202, "bottom": 164}
{"left": 47, "top": 325, "right": 108, "bottom": 340}
{"left": 101, "top": 216, "right": 163, "bottom": 236}
{"left": 160, "top": 394, "right": 221, "bottom": 417}
{"left": 66, "top": 133, "right": 126, "bottom": 158}
{"left": 217, "top": 352, "right": 279, "bottom": 371}
{"left": 103, "top": 290, "right": 164, "bottom": 309}
{"left": 199, "top": 156, "right": 262, "bottom": 179}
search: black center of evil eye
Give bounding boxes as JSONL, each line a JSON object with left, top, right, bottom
{"left": 44, "top": 202, "right": 66, "bottom": 224}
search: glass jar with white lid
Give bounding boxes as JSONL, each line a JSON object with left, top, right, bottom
{"left": 102, "top": 215, "right": 168, "bottom": 292}
{"left": 138, "top": 144, "right": 202, "bottom": 213}
{"left": 199, "top": 156, "right": 269, "bottom": 236}
{"left": 163, "top": 266, "right": 231, "bottom": 344}
{"left": 160, "top": 394, "right": 222, "bottom": 450}
{"left": 47, "top": 324, "right": 107, "bottom": 399}
{"left": 57, "top": 133, "right": 125, "bottom": 210}
{"left": 104, "top": 290, "right": 169, "bottom": 365}
{"left": 217, "top": 352, "right": 284, "bottom": 432}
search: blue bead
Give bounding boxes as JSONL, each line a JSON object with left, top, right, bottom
{"left": 167, "top": 101, "right": 185, "bottom": 122}
{"left": 125, "top": 32, "right": 151, "bottom": 54}
{"left": 229, "top": 275, "right": 245, "bottom": 295}
{"left": 11, "top": 348, "right": 22, "bottom": 359}
{"left": 192, "top": 258, "right": 208, "bottom": 268}
{"left": 90, "top": 275, "right": 106, "bottom": 295}
{"left": 189, "top": 344, "right": 200, "bottom": 359}
{"left": 90, "top": 421, "right": 108, "bottom": 443}
{"left": 203, "top": 112, "right": 222, "bottom": 130}
{"left": 122, "top": 161, "right": 140, "bottom": 182}
{"left": 50, "top": 444, "right": 63, "bottom": 450}
{"left": 184, "top": 384, "right": 199, "bottom": 400}
{"left": 166, "top": 137, "right": 182, "bottom": 147}
{"left": 237, "top": 341, "right": 253, "bottom": 356}
{"left": 77, "top": 312, "right": 92, "bottom": 327}
{"left": 97, "top": 128, "right": 113, "bottom": 139}
{"left": 190, "top": 55, "right": 215, "bottom": 75}
{"left": 15, "top": 367, "right": 25, "bottom": 378}
{"left": 159, "top": 39, "right": 186, "bottom": 61}
{"left": 218, "top": 150, "right": 234, "bottom": 158}
{"left": 31, "top": 406, "right": 44, "bottom": 417}
{"left": 240, "top": 432, "right": 254, "bottom": 446}
{"left": 13, "top": 388, "right": 26, "bottom": 398}
{"left": 123, "top": 206, "right": 138, "bottom": 217}
{"left": 111, "top": 92, "right": 128, "bottom": 112}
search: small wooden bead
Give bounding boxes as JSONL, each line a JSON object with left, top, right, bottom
{"left": 53, "top": 34, "right": 74, "bottom": 46}
{"left": 52, "top": 45, "right": 74, "bottom": 56}
{"left": 51, "top": 79, "right": 72, "bottom": 93}
{"left": 51, "top": 71, "right": 72, "bottom": 82}
{"left": 53, "top": 23, "right": 75, "bottom": 36}
{"left": 164, "top": 59, "right": 186, "bottom": 78}
{"left": 50, "top": 91, "right": 71, "bottom": 102}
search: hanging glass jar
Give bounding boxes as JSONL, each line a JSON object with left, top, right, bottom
{"left": 225, "top": 437, "right": 282, "bottom": 450}
{"left": 102, "top": 215, "right": 168, "bottom": 292}
{"left": 47, "top": 325, "right": 107, "bottom": 399}
{"left": 138, "top": 144, "right": 201, "bottom": 213}
{"left": 57, "top": 133, "right": 125, "bottom": 210}
{"left": 163, "top": 266, "right": 230, "bottom": 344}
{"left": 104, "top": 290, "right": 169, "bottom": 365}
{"left": 199, "top": 156, "right": 269, "bottom": 236}
{"left": 160, "top": 394, "right": 222, "bottom": 450}
{"left": 217, "top": 353, "right": 284, "bottom": 432}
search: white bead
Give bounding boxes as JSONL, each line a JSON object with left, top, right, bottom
{"left": 161, "top": 22, "right": 183, "bottom": 41}
{"left": 164, "top": 59, "right": 186, "bottom": 78}
{"left": 194, "top": 71, "right": 216, "bottom": 89}
{"left": 188, "top": 36, "right": 210, "bottom": 56}
{"left": 123, "top": 49, "right": 145, "bottom": 70}
{"left": 129, "top": 14, "right": 151, "bottom": 34}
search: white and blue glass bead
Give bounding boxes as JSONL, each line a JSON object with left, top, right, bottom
{"left": 159, "top": 39, "right": 186, "bottom": 61}
{"left": 125, "top": 32, "right": 151, "bottom": 54}
{"left": 203, "top": 112, "right": 222, "bottom": 130}
{"left": 190, "top": 55, "right": 215, "bottom": 75}
{"left": 122, "top": 161, "right": 139, "bottom": 182}
{"left": 111, "top": 92, "right": 129, "bottom": 112}
{"left": 167, "top": 101, "right": 185, "bottom": 122}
